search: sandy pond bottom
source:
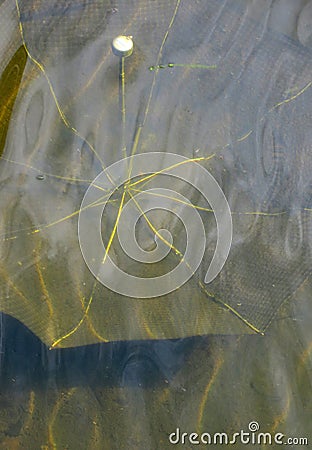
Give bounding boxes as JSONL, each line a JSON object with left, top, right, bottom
{"left": 0, "top": 279, "right": 311, "bottom": 450}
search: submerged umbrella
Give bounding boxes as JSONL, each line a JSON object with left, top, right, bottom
{"left": 0, "top": 0, "right": 311, "bottom": 348}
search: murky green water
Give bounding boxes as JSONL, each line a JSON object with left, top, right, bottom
{"left": 0, "top": 0, "right": 312, "bottom": 448}
{"left": 1, "top": 291, "right": 311, "bottom": 449}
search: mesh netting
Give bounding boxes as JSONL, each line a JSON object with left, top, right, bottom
{"left": 0, "top": 0, "right": 312, "bottom": 347}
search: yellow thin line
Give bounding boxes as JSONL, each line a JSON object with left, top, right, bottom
{"left": 142, "top": 319, "right": 157, "bottom": 339}
{"left": 0, "top": 185, "right": 116, "bottom": 242}
{"left": 48, "top": 388, "right": 77, "bottom": 448}
{"left": 127, "top": 126, "right": 142, "bottom": 175}
{"left": 129, "top": 187, "right": 265, "bottom": 334}
{"left": 130, "top": 187, "right": 214, "bottom": 213}
{"left": 120, "top": 57, "right": 127, "bottom": 159}
{"left": 2, "top": 235, "right": 18, "bottom": 241}
{"left": 51, "top": 191, "right": 126, "bottom": 348}
{"left": 0, "top": 199, "right": 118, "bottom": 242}
{"left": 0, "top": 266, "right": 29, "bottom": 305}
{"left": 128, "top": 0, "right": 182, "bottom": 164}
{"left": 102, "top": 190, "right": 125, "bottom": 262}
{"left": 198, "top": 280, "right": 263, "bottom": 335}
{"left": 14, "top": 0, "right": 107, "bottom": 172}
{"left": 23, "top": 6, "right": 142, "bottom": 169}
{"left": 129, "top": 155, "right": 215, "bottom": 188}
{"left": 235, "top": 211, "right": 287, "bottom": 217}
{"left": 0, "top": 155, "right": 108, "bottom": 187}
{"left": 34, "top": 255, "right": 54, "bottom": 317}
{"left": 62, "top": 5, "right": 142, "bottom": 113}
{"left": 2, "top": 196, "right": 117, "bottom": 240}
{"left": 135, "top": 0, "right": 180, "bottom": 140}
{"left": 159, "top": 386, "right": 170, "bottom": 404}
{"left": 19, "top": 8, "right": 142, "bottom": 165}
{"left": 128, "top": 190, "right": 183, "bottom": 258}
{"left": 261, "top": 273, "right": 311, "bottom": 334}
{"left": 196, "top": 354, "right": 224, "bottom": 433}
{"left": 132, "top": 175, "right": 288, "bottom": 218}
{"left": 90, "top": 411, "right": 102, "bottom": 450}
{"left": 73, "top": 270, "right": 109, "bottom": 344}
{"left": 50, "top": 303, "right": 89, "bottom": 347}
{"left": 13, "top": 0, "right": 312, "bottom": 184}
{"left": 218, "top": 80, "right": 312, "bottom": 163}
{"left": 298, "top": 340, "right": 312, "bottom": 369}
{"left": 149, "top": 63, "right": 217, "bottom": 71}
{"left": 13, "top": 1, "right": 312, "bottom": 345}
{"left": 237, "top": 129, "right": 253, "bottom": 142}
{"left": 270, "top": 392, "right": 291, "bottom": 434}
{"left": 20, "top": 390, "right": 35, "bottom": 433}
{"left": 84, "top": 316, "right": 109, "bottom": 344}
{"left": 129, "top": 188, "right": 259, "bottom": 333}
{"left": 31, "top": 190, "right": 114, "bottom": 234}
{"left": 52, "top": 182, "right": 192, "bottom": 347}
{"left": 129, "top": 186, "right": 274, "bottom": 335}
{"left": 272, "top": 80, "right": 312, "bottom": 110}
{"left": 30, "top": 209, "right": 82, "bottom": 233}
{"left": 131, "top": 187, "right": 288, "bottom": 218}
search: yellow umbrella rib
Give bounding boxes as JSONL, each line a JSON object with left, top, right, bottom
{"left": 14, "top": 0, "right": 107, "bottom": 172}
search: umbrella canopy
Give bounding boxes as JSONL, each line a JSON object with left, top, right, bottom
{"left": 0, "top": 0, "right": 311, "bottom": 348}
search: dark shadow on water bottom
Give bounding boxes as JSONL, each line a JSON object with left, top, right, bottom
{"left": 0, "top": 314, "right": 219, "bottom": 448}
{"left": 0, "top": 313, "right": 200, "bottom": 390}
